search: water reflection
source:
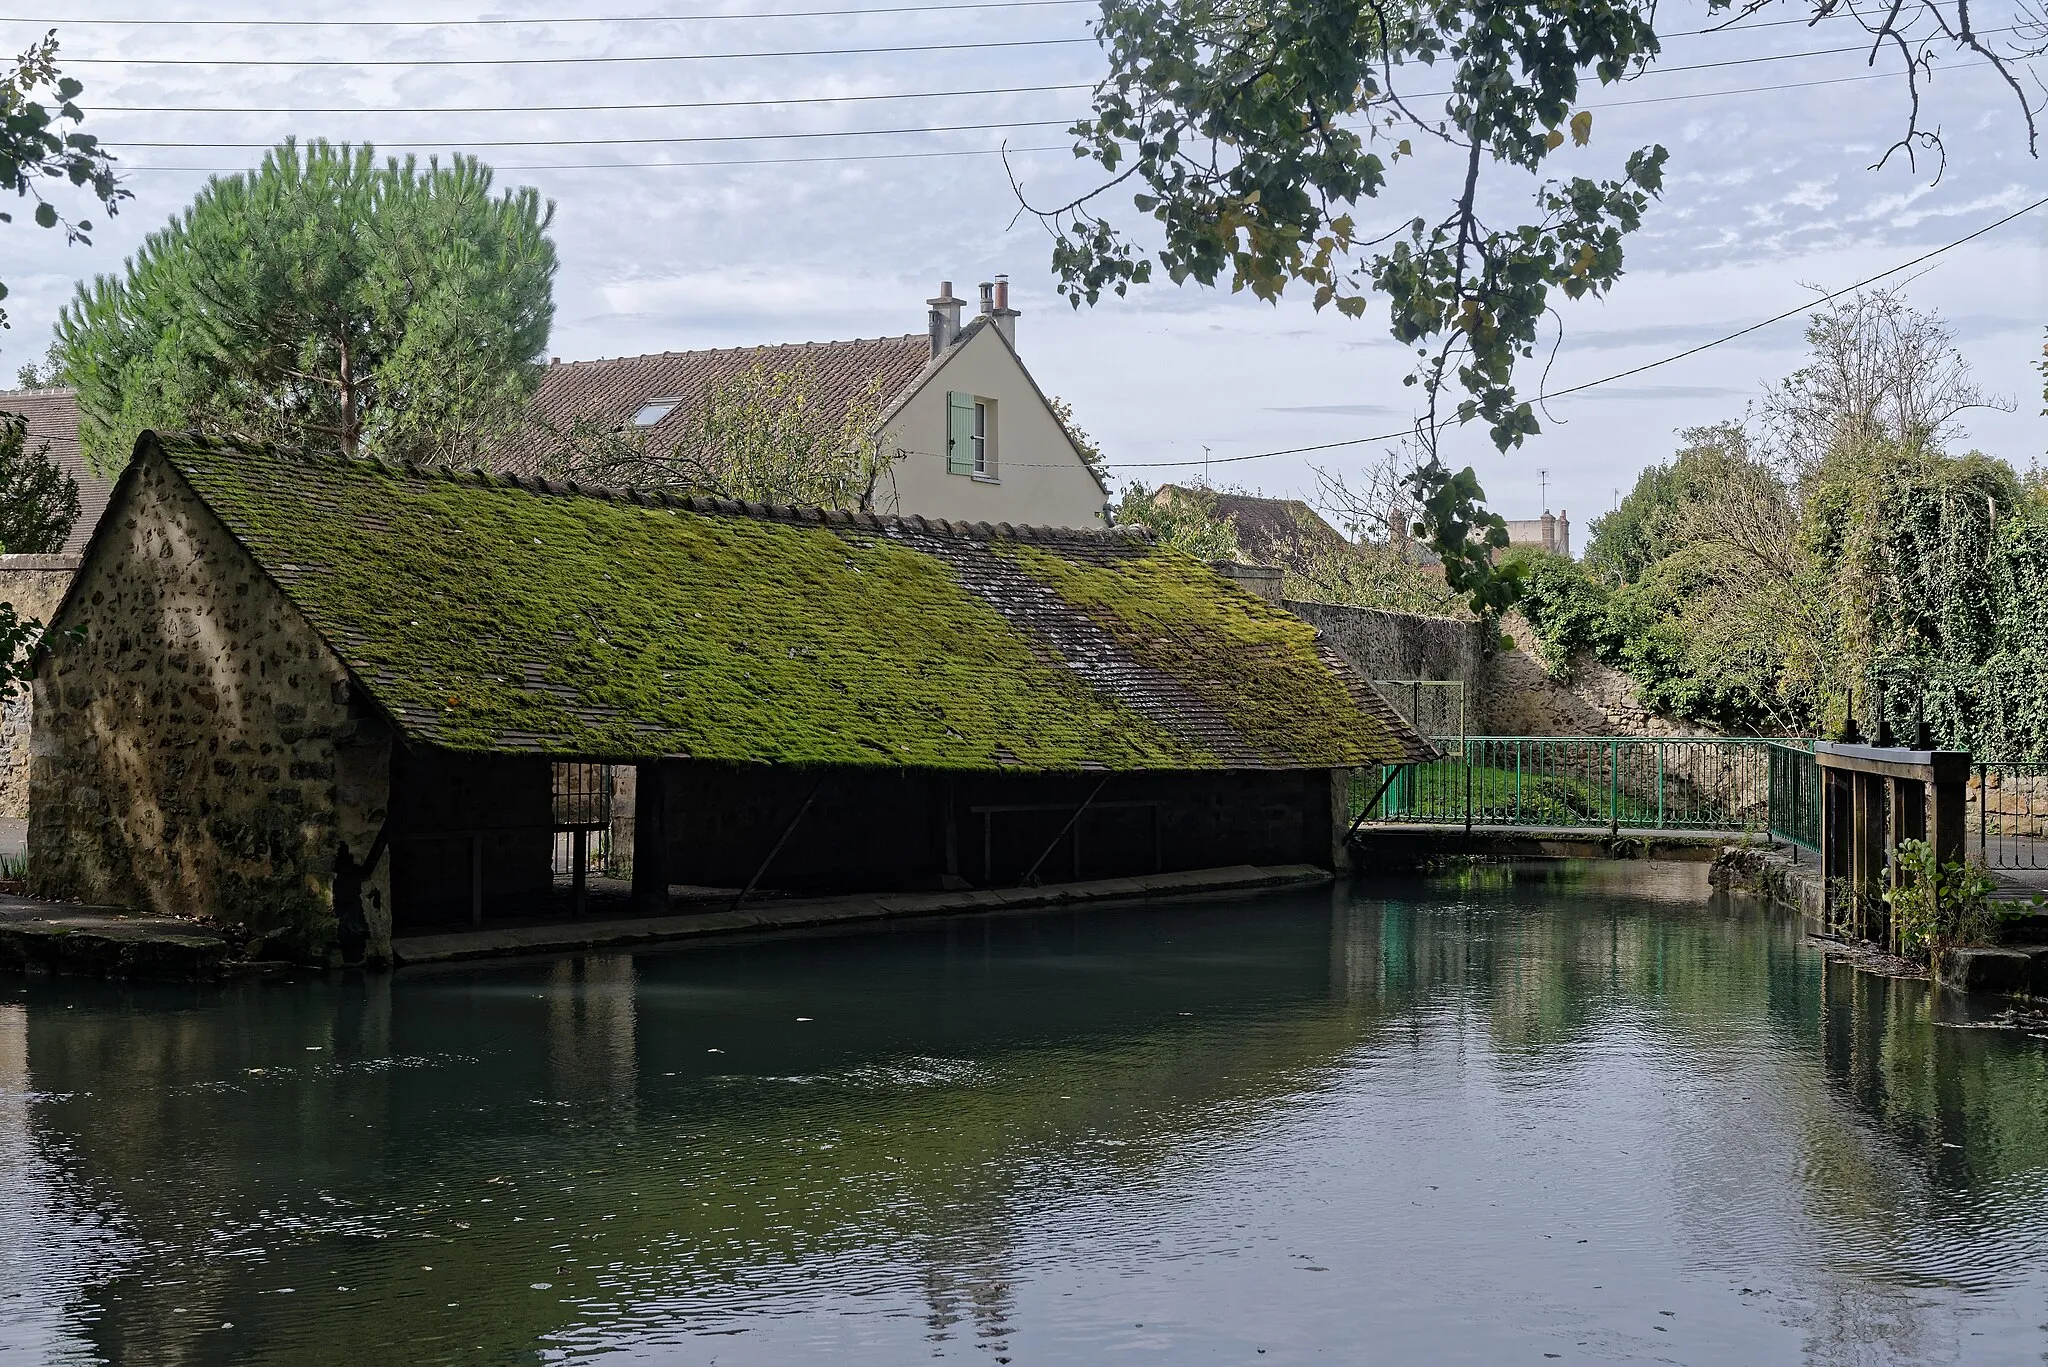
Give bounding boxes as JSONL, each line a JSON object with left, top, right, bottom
{"left": 2, "top": 863, "right": 2045, "bottom": 1364}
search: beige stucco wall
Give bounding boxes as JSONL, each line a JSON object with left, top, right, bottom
{"left": 27, "top": 451, "right": 394, "bottom": 962}
{"left": 879, "top": 325, "right": 1111, "bottom": 528}
{"left": 0, "top": 555, "right": 82, "bottom": 820}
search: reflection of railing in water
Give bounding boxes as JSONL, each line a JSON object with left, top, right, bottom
{"left": 1352, "top": 736, "right": 1801, "bottom": 833}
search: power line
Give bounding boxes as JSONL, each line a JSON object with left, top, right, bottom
{"left": 64, "top": 34, "right": 1097, "bottom": 66}
{"left": 80, "top": 50, "right": 2002, "bottom": 125}
{"left": 60, "top": 24, "right": 2016, "bottom": 79}
{"left": 0, "top": 3, "right": 1912, "bottom": 32}
{"left": 114, "top": 141, "right": 1074, "bottom": 173}
{"left": 1107, "top": 192, "right": 2048, "bottom": 470}
{"left": 93, "top": 61, "right": 1999, "bottom": 163}
{"left": 116, "top": 117, "right": 1079, "bottom": 150}
{"left": 0, "top": 0, "right": 1094, "bottom": 24}
{"left": 89, "top": 82, "right": 1094, "bottom": 116}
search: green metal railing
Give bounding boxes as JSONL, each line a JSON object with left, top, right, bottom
{"left": 1766, "top": 741, "right": 1821, "bottom": 851}
{"left": 1976, "top": 760, "right": 2048, "bottom": 870}
{"left": 1353, "top": 736, "right": 1799, "bottom": 834}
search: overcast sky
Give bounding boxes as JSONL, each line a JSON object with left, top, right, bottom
{"left": 2, "top": 1, "right": 2042, "bottom": 535}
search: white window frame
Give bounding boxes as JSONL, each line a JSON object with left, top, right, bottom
{"left": 972, "top": 400, "right": 989, "bottom": 476}
{"left": 632, "top": 398, "right": 683, "bottom": 428}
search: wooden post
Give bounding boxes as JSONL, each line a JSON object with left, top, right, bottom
{"left": 1815, "top": 744, "right": 1973, "bottom": 943}
{"left": 1929, "top": 758, "right": 1967, "bottom": 868}
{"left": 631, "top": 761, "right": 670, "bottom": 916}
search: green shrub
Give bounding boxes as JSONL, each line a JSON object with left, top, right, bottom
{"left": 1882, "top": 838, "right": 2000, "bottom": 960}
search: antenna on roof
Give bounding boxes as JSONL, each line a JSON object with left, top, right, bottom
{"left": 1202, "top": 445, "right": 1211, "bottom": 488}
{"left": 1538, "top": 468, "right": 1549, "bottom": 512}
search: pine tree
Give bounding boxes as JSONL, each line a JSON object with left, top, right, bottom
{"left": 55, "top": 138, "right": 557, "bottom": 473}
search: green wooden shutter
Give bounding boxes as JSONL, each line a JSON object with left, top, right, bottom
{"left": 946, "top": 391, "right": 975, "bottom": 475}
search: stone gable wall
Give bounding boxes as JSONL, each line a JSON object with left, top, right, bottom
{"left": 0, "top": 554, "right": 83, "bottom": 820}
{"left": 27, "top": 454, "right": 393, "bottom": 961}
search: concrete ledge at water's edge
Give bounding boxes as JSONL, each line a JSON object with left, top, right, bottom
{"left": 393, "top": 864, "right": 1334, "bottom": 967}
{"left": 1352, "top": 825, "right": 1750, "bottom": 870}
{"left": 0, "top": 896, "right": 235, "bottom": 979}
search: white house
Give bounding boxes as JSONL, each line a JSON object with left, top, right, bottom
{"left": 494, "top": 278, "right": 1112, "bottom": 528}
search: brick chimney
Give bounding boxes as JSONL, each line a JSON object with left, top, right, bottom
{"left": 990, "top": 273, "right": 1019, "bottom": 348}
{"left": 927, "top": 280, "right": 964, "bottom": 357}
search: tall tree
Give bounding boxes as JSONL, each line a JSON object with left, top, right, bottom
{"left": 55, "top": 138, "right": 557, "bottom": 473}
{"left": 1021, "top": 0, "right": 2040, "bottom": 606}
{"left": 0, "top": 30, "right": 124, "bottom": 333}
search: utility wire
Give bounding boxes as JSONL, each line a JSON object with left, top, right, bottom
{"left": 0, "top": 0, "right": 1094, "bottom": 24}
{"left": 90, "top": 82, "right": 1095, "bottom": 116}
{"left": 83, "top": 37, "right": 2003, "bottom": 144}
{"left": 116, "top": 117, "right": 1077, "bottom": 150}
{"left": 64, "top": 34, "right": 1098, "bottom": 66}
{"left": 61, "top": 24, "right": 2018, "bottom": 80}
{"left": 80, "top": 39, "right": 1971, "bottom": 117}
{"left": 1108, "top": 193, "right": 2048, "bottom": 470}
{"left": 100, "top": 57, "right": 2004, "bottom": 162}
{"left": 116, "top": 142, "right": 1074, "bottom": 173}
{"left": 0, "top": 3, "right": 1925, "bottom": 32}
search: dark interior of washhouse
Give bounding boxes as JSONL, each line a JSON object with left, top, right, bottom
{"left": 384, "top": 749, "right": 1340, "bottom": 932}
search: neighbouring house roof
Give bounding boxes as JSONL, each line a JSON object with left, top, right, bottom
{"left": 0, "top": 387, "right": 115, "bottom": 555}
{"left": 488, "top": 334, "right": 936, "bottom": 476}
{"left": 119, "top": 432, "right": 1431, "bottom": 771}
{"left": 1159, "top": 487, "right": 1352, "bottom": 566}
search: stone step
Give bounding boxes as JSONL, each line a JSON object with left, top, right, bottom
{"left": 1937, "top": 944, "right": 2048, "bottom": 995}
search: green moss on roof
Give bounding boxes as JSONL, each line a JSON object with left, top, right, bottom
{"left": 998, "top": 542, "right": 1401, "bottom": 765}
{"left": 145, "top": 433, "right": 1417, "bottom": 770}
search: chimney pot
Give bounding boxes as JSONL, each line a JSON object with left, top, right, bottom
{"left": 989, "top": 273, "right": 1019, "bottom": 348}
{"left": 549, "top": 356, "right": 560, "bottom": 366}
{"left": 926, "top": 279, "right": 965, "bottom": 357}
{"left": 978, "top": 281, "right": 994, "bottom": 315}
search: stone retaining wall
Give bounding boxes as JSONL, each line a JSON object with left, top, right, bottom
{"left": 1287, "top": 598, "right": 1712, "bottom": 740}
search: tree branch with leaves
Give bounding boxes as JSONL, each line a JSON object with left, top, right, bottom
{"left": 1017, "top": 0, "right": 2043, "bottom": 612}
{"left": 566, "top": 363, "right": 908, "bottom": 513}
{"left": 0, "top": 29, "right": 125, "bottom": 332}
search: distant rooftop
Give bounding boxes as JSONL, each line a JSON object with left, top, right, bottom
{"left": 0, "top": 388, "right": 114, "bottom": 555}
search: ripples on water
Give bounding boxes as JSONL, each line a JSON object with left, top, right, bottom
{"left": 3, "top": 861, "right": 2047, "bottom": 1365}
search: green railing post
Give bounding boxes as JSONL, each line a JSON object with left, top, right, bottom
{"left": 1515, "top": 743, "right": 1524, "bottom": 825}
{"left": 1464, "top": 748, "right": 1474, "bottom": 832}
{"left": 1609, "top": 738, "right": 1620, "bottom": 836}
{"left": 1656, "top": 742, "right": 1665, "bottom": 830}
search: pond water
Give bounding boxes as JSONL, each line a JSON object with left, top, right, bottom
{"left": 4, "top": 862, "right": 2048, "bottom": 1365}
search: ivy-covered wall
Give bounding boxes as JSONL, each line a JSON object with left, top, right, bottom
{"left": 26, "top": 456, "right": 395, "bottom": 961}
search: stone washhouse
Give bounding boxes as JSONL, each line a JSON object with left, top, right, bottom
{"left": 26, "top": 433, "right": 1432, "bottom": 964}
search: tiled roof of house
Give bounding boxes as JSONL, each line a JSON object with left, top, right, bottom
{"left": 138, "top": 432, "right": 1431, "bottom": 770}
{"left": 0, "top": 387, "right": 115, "bottom": 555}
{"left": 1160, "top": 487, "right": 1351, "bottom": 565}
{"left": 488, "top": 333, "right": 937, "bottom": 476}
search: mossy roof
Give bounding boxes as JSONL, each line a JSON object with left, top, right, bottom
{"left": 141, "top": 432, "right": 1431, "bottom": 771}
